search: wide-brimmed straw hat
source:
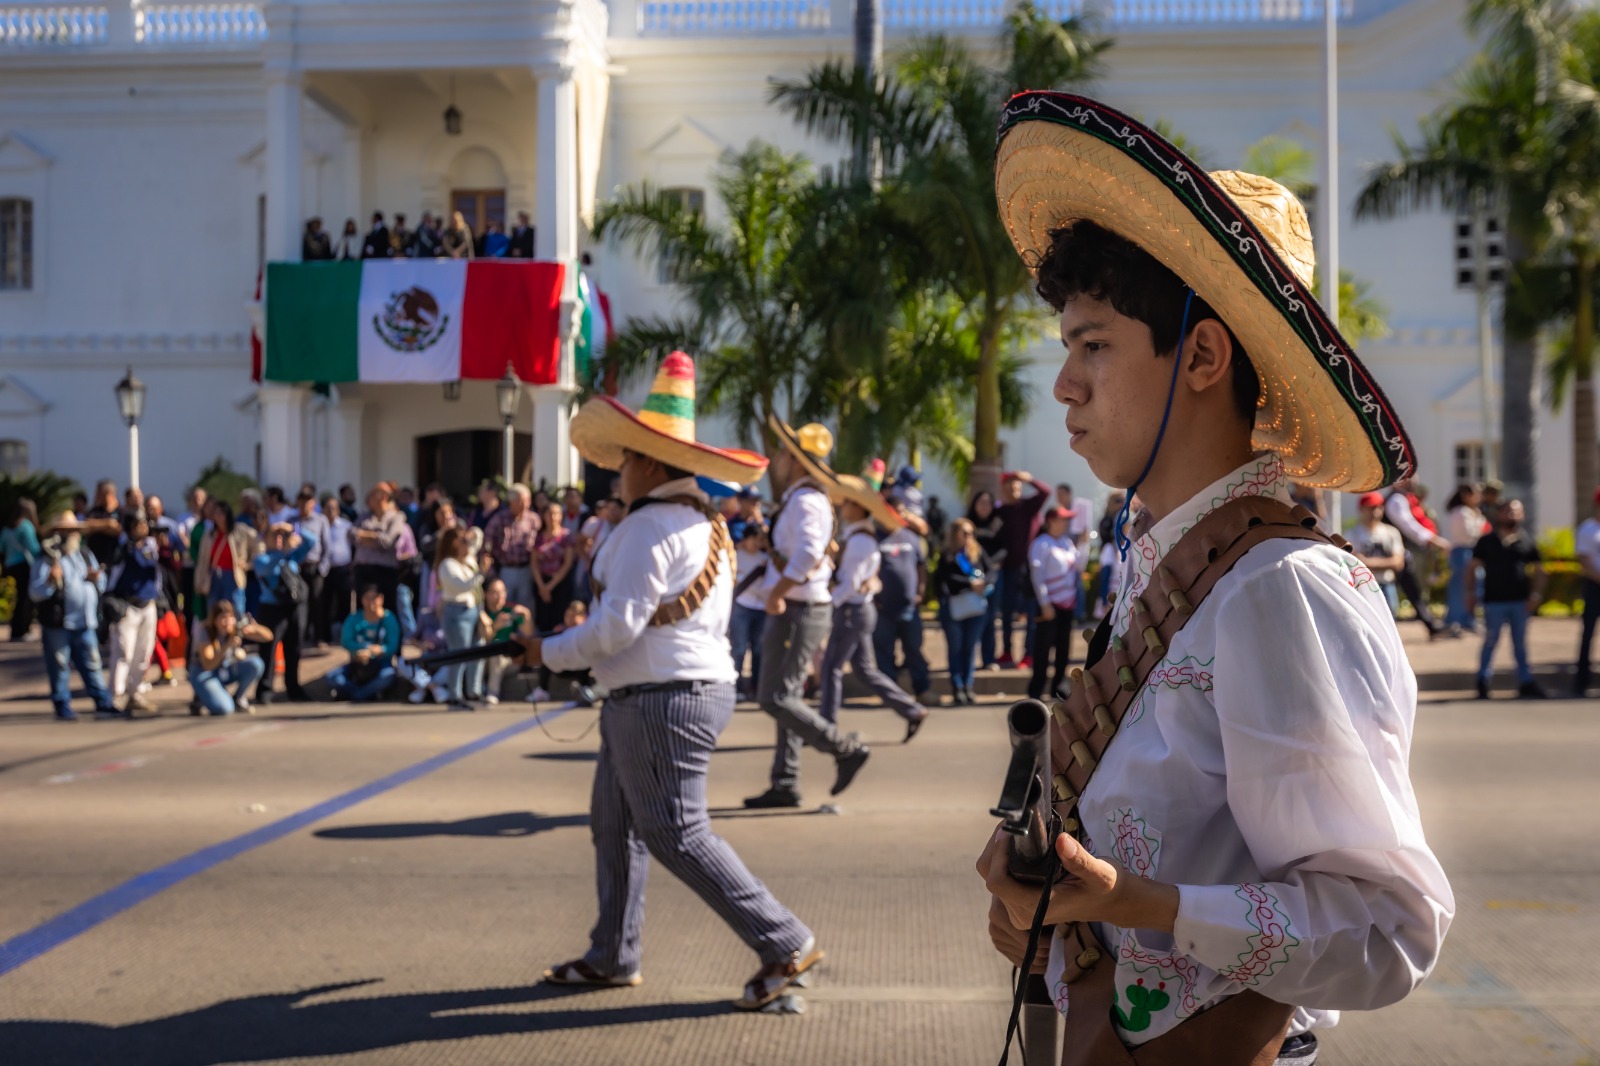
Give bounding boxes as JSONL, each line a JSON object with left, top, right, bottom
{"left": 569, "top": 351, "right": 768, "bottom": 486}
{"left": 767, "top": 415, "right": 844, "bottom": 495}
{"left": 835, "top": 474, "right": 903, "bottom": 531}
{"left": 45, "top": 512, "right": 84, "bottom": 532}
{"left": 994, "top": 92, "right": 1415, "bottom": 492}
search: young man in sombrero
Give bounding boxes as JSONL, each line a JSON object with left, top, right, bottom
{"left": 743, "top": 418, "right": 874, "bottom": 809}
{"left": 975, "top": 95, "right": 1453, "bottom": 1064}
{"left": 815, "top": 475, "right": 930, "bottom": 741}
{"left": 521, "top": 352, "right": 822, "bottom": 1009}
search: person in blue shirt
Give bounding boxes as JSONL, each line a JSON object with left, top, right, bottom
{"left": 3, "top": 498, "right": 42, "bottom": 642}
{"left": 28, "top": 513, "right": 118, "bottom": 721}
{"left": 252, "top": 522, "right": 317, "bottom": 704}
{"left": 106, "top": 513, "right": 163, "bottom": 715}
{"left": 327, "top": 584, "right": 402, "bottom": 702}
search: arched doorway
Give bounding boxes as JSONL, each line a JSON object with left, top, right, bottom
{"left": 447, "top": 147, "right": 508, "bottom": 245}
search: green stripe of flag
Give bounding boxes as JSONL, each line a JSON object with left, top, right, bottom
{"left": 265, "top": 261, "right": 362, "bottom": 383}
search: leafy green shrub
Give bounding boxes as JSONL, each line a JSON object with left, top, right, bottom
{"left": 192, "top": 457, "right": 257, "bottom": 510}
{"left": 0, "top": 471, "right": 82, "bottom": 526}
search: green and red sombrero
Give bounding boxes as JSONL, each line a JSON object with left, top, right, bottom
{"left": 995, "top": 92, "right": 1415, "bottom": 492}
{"left": 569, "top": 351, "right": 768, "bottom": 485}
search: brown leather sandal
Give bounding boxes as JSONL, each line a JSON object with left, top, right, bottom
{"left": 734, "top": 938, "right": 824, "bottom": 1010}
{"left": 542, "top": 959, "right": 642, "bottom": 988}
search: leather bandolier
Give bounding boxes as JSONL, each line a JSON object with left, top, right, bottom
{"left": 1046, "top": 495, "right": 1353, "bottom": 1065}
{"left": 590, "top": 495, "right": 733, "bottom": 628}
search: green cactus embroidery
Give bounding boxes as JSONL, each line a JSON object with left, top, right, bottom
{"left": 1112, "top": 978, "right": 1171, "bottom": 1032}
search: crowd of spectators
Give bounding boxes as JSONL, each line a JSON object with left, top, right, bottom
{"left": 301, "top": 210, "right": 536, "bottom": 262}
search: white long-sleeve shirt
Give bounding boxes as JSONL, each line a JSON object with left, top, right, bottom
{"left": 1047, "top": 452, "right": 1452, "bottom": 1044}
{"left": 1385, "top": 491, "right": 1443, "bottom": 548}
{"left": 761, "top": 480, "right": 834, "bottom": 604}
{"left": 830, "top": 521, "right": 880, "bottom": 606}
{"left": 542, "top": 478, "right": 737, "bottom": 690}
{"left": 436, "top": 557, "right": 483, "bottom": 606}
{"left": 1028, "top": 532, "right": 1078, "bottom": 609}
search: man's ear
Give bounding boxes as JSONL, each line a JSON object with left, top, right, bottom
{"left": 1181, "top": 318, "right": 1234, "bottom": 397}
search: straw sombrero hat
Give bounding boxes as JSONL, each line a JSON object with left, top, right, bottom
{"left": 835, "top": 474, "right": 903, "bottom": 531}
{"left": 994, "top": 92, "right": 1415, "bottom": 492}
{"left": 767, "top": 415, "right": 844, "bottom": 496}
{"left": 569, "top": 351, "right": 768, "bottom": 485}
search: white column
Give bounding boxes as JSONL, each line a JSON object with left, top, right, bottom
{"left": 531, "top": 390, "right": 575, "bottom": 490}
{"left": 264, "top": 67, "right": 304, "bottom": 264}
{"left": 533, "top": 62, "right": 582, "bottom": 490}
{"left": 259, "top": 385, "right": 309, "bottom": 490}
{"left": 127, "top": 424, "right": 141, "bottom": 493}
{"left": 328, "top": 389, "right": 366, "bottom": 495}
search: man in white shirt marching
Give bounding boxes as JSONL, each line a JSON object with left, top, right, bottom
{"left": 977, "top": 95, "right": 1452, "bottom": 1064}
{"left": 743, "top": 419, "right": 873, "bottom": 810}
{"left": 1026, "top": 505, "right": 1079, "bottom": 701}
{"left": 522, "top": 353, "right": 822, "bottom": 1010}
{"left": 1384, "top": 479, "right": 1450, "bottom": 639}
{"left": 816, "top": 476, "right": 929, "bottom": 742}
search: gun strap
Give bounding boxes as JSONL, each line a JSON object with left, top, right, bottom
{"left": 1041, "top": 496, "right": 1349, "bottom": 1064}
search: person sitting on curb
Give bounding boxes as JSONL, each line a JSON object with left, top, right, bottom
{"left": 191, "top": 600, "right": 267, "bottom": 716}
{"left": 29, "top": 513, "right": 120, "bottom": 722}
{"left": 478, "top": 577, "right": 533, "bottom": 705}
{"left": 327, "top": 585, "right": 401, "bottom": 703}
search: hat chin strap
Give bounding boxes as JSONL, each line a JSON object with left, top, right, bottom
{"left": 1113, "top": 288, "right": 1195, "bottom": 563}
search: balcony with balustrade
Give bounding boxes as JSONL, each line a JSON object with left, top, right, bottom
{"left": 0, "top": 0, "right": 1420, "bottom": 53}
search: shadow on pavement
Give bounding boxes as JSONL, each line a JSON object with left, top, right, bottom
{"left": 0, "top": 978, "right": 734, "bottom": 1066}
{"left": 313, "top": 811, "right": 589, "bottom": 840}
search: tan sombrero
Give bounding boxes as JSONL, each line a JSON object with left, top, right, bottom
{"left": 767, "top": 415, "right": 845, "bottom": 497}
{"left": 994, "top": 93, "right": 1415, "bottom": 492}
{"left": 834, "top": 474, "right": 903, "bottom": 531}
{"left": 45, "top": 512, "right": 84, "bottom": 532}
{"left": 569, "top": 351, "right": 768, "bottom": 485}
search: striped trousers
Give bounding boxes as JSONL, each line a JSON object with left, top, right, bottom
{"left": 584, "top": 680, "right": 812, "bottom": 975}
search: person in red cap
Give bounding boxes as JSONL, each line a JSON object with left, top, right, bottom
{"left": 1026, "top": 505, "right": 1079, "bottom": 700}
{"left": 1575, "top": 488, "right": 1600, "bottom": 695}
{"left": 1347, "top": 491, "right": 1406, "bottom": 617}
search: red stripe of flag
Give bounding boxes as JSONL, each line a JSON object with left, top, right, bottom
{"left": 460, "top": 260, "right": 565, "bottom": 384}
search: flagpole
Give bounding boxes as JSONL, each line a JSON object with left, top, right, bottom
{"left": 1321, "top": 0, "right": 1342, "bottom": 533}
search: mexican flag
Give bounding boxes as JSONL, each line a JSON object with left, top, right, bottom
{"left": 264, "top": 259, "right": 566, "bottom": 384}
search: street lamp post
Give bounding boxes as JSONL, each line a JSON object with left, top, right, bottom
{"left": 114, "top": 366, "right": 147, "bottom": 492}
{"left": 495, "top": 363, "right": 520, "bottom": 483}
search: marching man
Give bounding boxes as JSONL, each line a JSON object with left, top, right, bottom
{"left": 524, "top": 352, "right": 822, "bottom": 1010}
{"left": 977, "top": 95, "right": 1453, "bottom": 1063}
{"left": 744, "top": 418, "right": 873, "bottom": 810}
{"left": 816, "top": 475, "right": 929, "bottom": 741}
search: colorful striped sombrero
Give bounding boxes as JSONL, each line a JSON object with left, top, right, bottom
{"left": 569, "top": 351, "right": 768, "bottom": 485}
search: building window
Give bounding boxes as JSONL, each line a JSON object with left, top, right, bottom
{"left": 0, "top": 198, "right": 32, "bottom": 291}
{"left": 1453, "top": 441, "right": 1501, "bottom": 484}
{"left": 1454, "top": 209, "right": 1506, "bottom": 290}
{"left": 657, "top": 186, "right": 705, "bottom": 284}
{"left": 0, "top": 439, "right": 28, "bottom": 477}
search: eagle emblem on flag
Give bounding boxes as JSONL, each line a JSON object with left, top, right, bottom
{"left": 373, "top": 285, "right": 450, "bottom": 352}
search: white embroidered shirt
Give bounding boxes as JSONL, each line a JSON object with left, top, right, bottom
{"left": 1046, "top": 453, "right": 1454, "bottom": 1044}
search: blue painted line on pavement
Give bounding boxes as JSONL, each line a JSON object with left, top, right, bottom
{"left": 0, "top": 706, "right": 575, "bottom": 979}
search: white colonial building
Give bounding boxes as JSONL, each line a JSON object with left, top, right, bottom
{"left": 0, "top": 0, "right": 1574, "bottom": 527}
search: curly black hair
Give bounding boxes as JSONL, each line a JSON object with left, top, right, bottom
{"left": 1033, "top": 220, "right": 1260, "bottom": 424}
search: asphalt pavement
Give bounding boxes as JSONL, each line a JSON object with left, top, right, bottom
{"left": 0, "top": 618, "right": 1596, "bottom": 1065}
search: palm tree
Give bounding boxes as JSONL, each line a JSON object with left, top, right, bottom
{"left": 592, "top": 145, "right": 824, "bottom": 448}
{"left": 770, "top": 0, "right": 1110, "bottom": 491}
{"left": 1354, "top": 0, "right": 1595, "bottom": 522}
